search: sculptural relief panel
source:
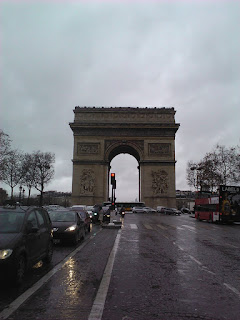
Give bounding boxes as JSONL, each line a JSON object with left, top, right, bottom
{"left": 151, "top": 170, "right": 169, "bottom": 195}
{"left": 148, "top": 143, "right": 171, "bottom": 156}
{"left": 77, "top": 143, "right": 100, "bottom": 155}
{"left": 79, "top": 169, "right": 95, "bottom": 195}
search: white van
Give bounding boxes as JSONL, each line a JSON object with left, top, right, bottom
{"left": 157, "top": 206, "right": 166, "bottom": 213}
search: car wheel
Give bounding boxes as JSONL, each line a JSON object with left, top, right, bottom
{"left": 73, "top": 231, "right": 79, "bottom": 245}
{"left": 43, "top": 241, "right": 53, "bottom": 264}
{"left": 14, "top": 254, "right": 26, "bottom": 285}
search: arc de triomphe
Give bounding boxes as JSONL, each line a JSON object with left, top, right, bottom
{"left": 69, "top": 107, "right": 180, "bottom": 208}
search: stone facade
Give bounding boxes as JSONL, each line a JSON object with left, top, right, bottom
{"left": 69, "top": 107, "right": 180, "bottom": 208}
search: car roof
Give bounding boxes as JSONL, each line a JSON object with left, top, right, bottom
{"left": 0, "top": 205, "right": 30, "bottom": 213}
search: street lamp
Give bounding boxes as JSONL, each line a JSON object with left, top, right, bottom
{"left": 19, "top": 186, "right": 22, "bottom": 202}
{"left": 22, "top": 188, "right": 25, "bottom": 204}
{"left": 190, "top": 166, "right": 203, "bottom": 191}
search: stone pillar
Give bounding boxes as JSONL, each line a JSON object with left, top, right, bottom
{"left": 71, "top": 161, "right": 108, "bottom": 205}
{"left": 140, "top": 161, "right": 176, "bottom": 208}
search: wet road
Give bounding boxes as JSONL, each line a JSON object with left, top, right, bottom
{"left": 0, "top": 214, "right": 240, "bottom": 320}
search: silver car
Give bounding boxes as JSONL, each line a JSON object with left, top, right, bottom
{"left": 132, "top": 206, "right": 156, "bottom": 213}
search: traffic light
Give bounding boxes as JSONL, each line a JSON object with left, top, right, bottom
{"left": 111, "top": 173, "right": 116, "bottom": 189}
{"left": 111, "top": 173, "right": 115, "bottom": 185}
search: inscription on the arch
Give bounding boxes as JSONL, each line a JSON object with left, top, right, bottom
{"left": 151, "top": 170, "right": 169, "bottom": 195}
{"left": 148, "top": 143, "right": 171, "bottom": 156}
{"left": 77, "top": 143, "right": 100, "bottom": 154}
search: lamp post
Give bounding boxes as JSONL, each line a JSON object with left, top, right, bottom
{"left": 19, "top": 186, "right": 22, "bottom": 202}
{"left": 22, "top": 188, "right": 25, "bottom": 205}
{"left": 190, "top": 166, "right": 203, "bottom": 192}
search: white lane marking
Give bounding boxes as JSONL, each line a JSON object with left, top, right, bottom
{"left": 0, "top": 233, "right": 100, "bottom": 320}
{"left": 176, "top": 227, "right": 184, "bottom": 230}
{"left": 201, "top": 266, "right": 216, "bottom": 275}
{"left": 224, "top": 283, "right": 240, "bottom": 298}
{"left": 144, "top": 224, "right": 153, "bottom": 230}
{"left": 88, "top": 229, "right": 121, "bottom": 320}
{"left": 130, "top": 224, "right": 138, "bottom": 229}
{"left": 181, "top": 225, "right": 197, "bottom": 233}
{"left": 225, "top": 243, "right": 239, "bottom": 249}
{"left": 157, "top": 224, "right": 167, "bottom": 230}
{"left": 188, "top": 255, "right": 202, "bottom": 266}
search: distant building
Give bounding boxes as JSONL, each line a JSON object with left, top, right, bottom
{"left": 40, "top": 191, "right": 72, "bottom": 207}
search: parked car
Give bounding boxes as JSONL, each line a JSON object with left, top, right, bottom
{"left": 170, "top": 208, "right": 181, "bottom": 215}
{"left": 181, "top": 207, "right": 191, "bottom": 214}
{"left": 49, "top": 210, "right": 85, "bottom": 245}
{"left": 132, "top": 206, "right": 156, "bottom": 213}
{"left": 0, "top": 204, "right": 53, "bottom": 285}
{"left": 164, "top": 207, "right": 181, "bottom": 215}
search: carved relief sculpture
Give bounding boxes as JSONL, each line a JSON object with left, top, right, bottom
{"left": 148, "top": 143, "right": 171, "bottom": 156}
{"left": 151, "top": 170, "right": 169, "bottom": 195}
{"left": 77, "top": 143, "right": 100, "bottom": 155}
{"left": 80, "top": 169, "right": 95, "bottom": 195}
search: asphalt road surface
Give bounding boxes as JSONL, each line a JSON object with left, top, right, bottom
{"left": 0, "top": 214, "right": 240, "bottom": 320}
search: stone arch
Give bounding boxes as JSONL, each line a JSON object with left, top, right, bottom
{"left": 105, "top": 140, "right": 142, "bottom": 163}
{"left": 69, "top": 106, "right": 180, "bottom": 208}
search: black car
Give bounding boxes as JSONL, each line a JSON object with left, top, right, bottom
{"left": 164, "top": 208, "right": 181, "bottom": 215}
{"left": 49, "top": 210, "right": 85, "bottom": 245}
{"left": 0, "top": 204, "right": 53, "bottom": 285}
{"left": 69, "top": 207, "right": 91, "bottom": 233}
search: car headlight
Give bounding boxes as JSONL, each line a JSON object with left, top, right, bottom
{"left": 65, "top": 225, "right": 77, "bottom": 232}
{"left": 0, "top": 249, "right": 13, "bottom": 260}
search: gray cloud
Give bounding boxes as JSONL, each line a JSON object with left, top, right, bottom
{"left": 1, "top": 2, "right": 239, "bottom": 200}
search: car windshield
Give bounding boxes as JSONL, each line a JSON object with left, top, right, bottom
{"left": 0, "top": 211, "right": 25, "bottom": 233}
{"left": 49, "top": 211, "right": 76, "bottom": 222}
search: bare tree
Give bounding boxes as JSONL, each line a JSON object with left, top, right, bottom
{"left": 1, "top": 149, "right": 24, "bottom": 199}
{"left": 33, "top": 151, "right": 55, "bottom": 206}
{"left": 0, "top": 130, "right": 12, "bottom": 180}
{"left": 187, "top": 144, "right": 240, "bottom": 191}
{"left": 21, "top": 153, "right": 38, "bottom": 205}
{"left": 211, "top": 144, "right": 240, "bottom": 185}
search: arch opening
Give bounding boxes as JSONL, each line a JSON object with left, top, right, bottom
{"left": 108, "top": 144, "right": 140, "bottom": 163}
{"left": 109, "top": 154, "right": 139, "bottom": 202}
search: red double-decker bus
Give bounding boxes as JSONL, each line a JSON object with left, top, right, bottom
{"left": 195, "top": 185, "right": 240, "bottom": 223}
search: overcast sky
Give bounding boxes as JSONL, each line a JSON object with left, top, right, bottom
{"left": 1, "top": 1, "right": 239, "bottom": 202}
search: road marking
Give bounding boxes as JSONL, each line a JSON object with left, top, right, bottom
{"left": 0, "top": 232, "right": 100, "bottom": 320}
{"left": 201, "top": 266, "right": 216, "bottom": 275}
{"left": 223, "top": 283, "right": 240, "bottom": 298}
{"left": 157, "top": 224, "right": 167, "bottom": 230}
{"left": 176, "top": 227, "right": 185, "bottom": 230}
{"left": 88, "top": 229, "right": 122, "bottom": 320}
{"left": 181, "top": 225, "right": 197, "bottom": 233}
{"left": 144, "top": 224, "right": 153, "bottom": 230}
{"left": 130, "top": 224, "right": 138, "bottom": 229}
{"left": 188, "top": 255, "right": 202, "bottom": 266}
{"left": 162, "top": 234, "right": 169, "bottom": 239}
{"left": 225, "top": 243, "right": 239, "bottom": 249}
